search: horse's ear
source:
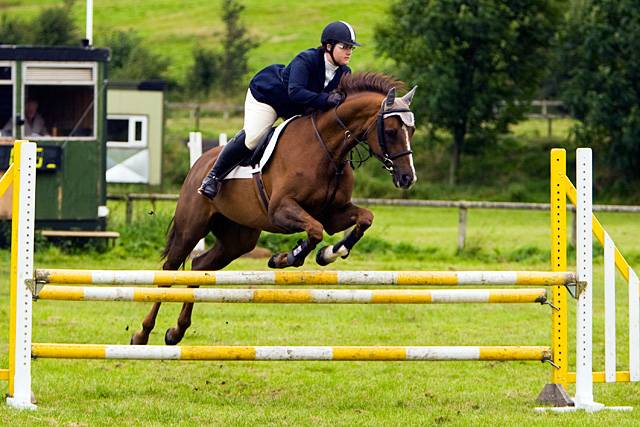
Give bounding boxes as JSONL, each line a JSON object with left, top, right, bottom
{"left": 401, "top": 86, "right": 417, "bottom": 106}
{"left": 385, "top": 87, "right": 396, "bottom": 109}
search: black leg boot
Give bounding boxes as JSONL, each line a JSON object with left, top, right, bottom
{"left": 198, "top": 130, "right": 252, "bottom": 199}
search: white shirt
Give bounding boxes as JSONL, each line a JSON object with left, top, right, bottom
{"left": 324, "top": 55, "right": 338, "bottom": 88}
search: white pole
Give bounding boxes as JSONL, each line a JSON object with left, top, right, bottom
{"left": 188, "top": 132, "right": 205, "bottom": 253}
{"left": 219, "top": 133, "right": 228, "bottom": 146}
{"left": 574, "top": 148, "right": 602, "bottom": 410}
{"left": 629, "top": 268, "right": 640, "bottom": 380}
{"left": 6, "top": 141, "right": 37, "bottom": 410}
{"left": 604, "top": 232, "right": 616, "bottom": 382}
{"left": 85, "top": 0, "right": 93, "bottom": 46}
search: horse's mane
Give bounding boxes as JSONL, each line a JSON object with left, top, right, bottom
{"left": 338, "top": 72, "right": 405, "bottom": 96}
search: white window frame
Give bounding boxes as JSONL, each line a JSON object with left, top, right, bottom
{"left": 21, "top": 61, "right": 97, "bottom": 141}
{"left": 106, "top": 114, "right": 148, "bottom": 148}
{"left": 0, "top": 61, "right": 15, "bottom": 139}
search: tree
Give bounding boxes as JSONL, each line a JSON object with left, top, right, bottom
{"left": 185, "top": 46, "right": 221, "bottom": 100}
{"left": 31, "top": 1, "right": 80, "bottom": 46}
{"left": 376, "top": 0, "right": 559, "bottom": 185}
{"left": 0, "top": 14, "right": 29, "bottom": 44}
{"left": 559, "top": 0, "right": 640, "bottom": 185}
{"left": 218, "top": 0, "right": 257, "bottom": 98}
{"left": 100, "top": 31, "right": 169, "bottom": 81}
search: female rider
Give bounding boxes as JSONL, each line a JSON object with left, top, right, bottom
{"left": 198, "top": 21, "right": 360, "bottom": 199}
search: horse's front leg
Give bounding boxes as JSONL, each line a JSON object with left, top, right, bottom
{"left": 316, "top": 203, "right": 373, "bottom": 266}
{"left": 268, "top": 197, "right": 324, "bottom": 268}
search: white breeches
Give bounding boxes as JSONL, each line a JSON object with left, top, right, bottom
{"left": 243, "top": 89, "right": 278, "bottom": 149}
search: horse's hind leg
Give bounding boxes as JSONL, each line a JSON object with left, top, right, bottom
{"left": 316, "top": 203, "right": 374, "bottom": 266}
{"left": 131, "top": 211, "right": 212, "bottom": 345}
{"left": 164, "top": 216, "right": 260, "bottom": 345}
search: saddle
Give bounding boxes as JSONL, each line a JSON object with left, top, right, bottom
{"left": 224, "top": 116, "right": 299, "bottom": 180}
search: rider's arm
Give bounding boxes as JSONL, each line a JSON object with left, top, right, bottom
{"left": 287, "top": 57, "right": 330, "bottom": 110}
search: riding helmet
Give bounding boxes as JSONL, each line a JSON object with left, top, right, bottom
{"left": 321, "top": 21, "right": 361, "bottom": 46}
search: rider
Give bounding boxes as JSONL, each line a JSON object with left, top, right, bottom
{"left": 198, "top": 21, "right": 361, "bottom": 199}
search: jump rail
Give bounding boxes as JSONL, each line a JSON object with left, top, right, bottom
{"left": 34, "top": 269, "right": 576, "bottom": 287}
{"left": 35, "top": 286, "right": 548, "bottom": 304}
{"left": 31, "top": 344, "right": 552, "bottom": 361}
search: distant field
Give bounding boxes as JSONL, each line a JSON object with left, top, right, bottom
{"left": 4, "top": 0, "right": 391, "bottom": 81}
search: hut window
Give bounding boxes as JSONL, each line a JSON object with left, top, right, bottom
{"left": 107, "top": 115, "right": 147, "bottom": 148}
{"left": 23, "top": 63, "right": 96, "bottom": 139}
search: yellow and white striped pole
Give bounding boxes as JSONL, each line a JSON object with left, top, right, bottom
{"left": 32, "top": 344, "right": 551, "bottom": 362}
{"left": 34, "top": 269, "right": 576, "bottom": 287}
{"left": 7, "top": 141, "right": 37, "bottom": 410}
{"left": 35, "top": 286, "right": 548, "bottom": 304}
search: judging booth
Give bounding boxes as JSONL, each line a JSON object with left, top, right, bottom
{"left": 0, "top": 45, "right": 110, "bottom": 232}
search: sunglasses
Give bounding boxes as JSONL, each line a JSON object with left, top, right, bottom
{"left": 336, "top": 43, "right": 356, "bottom": 51}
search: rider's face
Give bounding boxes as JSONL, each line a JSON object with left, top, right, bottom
{"left": 329, "top": 43, "right": 354, "bottom": 66}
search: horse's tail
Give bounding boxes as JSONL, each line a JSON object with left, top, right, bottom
{"left": 160, "top": 216, "right": 176, "bottom": 261}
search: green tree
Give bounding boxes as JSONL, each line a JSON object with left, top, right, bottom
{"left": 100, "top": 31, "right": 169, "bottom": 81}
{"left": 0, "top": 14, "right": 29, "bottom": 44}
{"left": 185, "top": 46, "right": 221, "bottom": 100}
{"left": 559, "top": 0, "right": 640, "bottom": 186}
{"left": 31, "top": 1, "right": 80, "bottom": 46}
{"left": 376, "top": 0, "right": 558, "bottom": 185}
{"left": 218, "top": 0, "right": 257, "bottom": 97}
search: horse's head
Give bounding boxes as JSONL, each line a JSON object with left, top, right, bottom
{"left": 368, "top": 86, "right": 418, "bottom": 189}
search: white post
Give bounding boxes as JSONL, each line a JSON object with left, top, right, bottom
{"left": 604, "top": 232, "right": 616, "bottom": 382}
{"left": 574, "top": 148, "right": 602, "bottom": 410}
{"left": 629, "top": 268, "right": 640, "bottom": 381}
{"left": 85, "top": 0, "right": 93, "bottom": 46}
{"left": 219, "top": 132, "right": 228, "bottom": 146}
{"left": 6, "top": 141, "right": 37, "bottom": 410}
{"left": 188, "top": 132, "right": 205, "bottom": 253}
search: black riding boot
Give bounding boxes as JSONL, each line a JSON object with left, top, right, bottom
{"left": 198, "top": 130, "right": 253, "bottom": 199}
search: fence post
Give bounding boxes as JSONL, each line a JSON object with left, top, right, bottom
{"left": 125, "top": 194, "right": 133, "bottom": 225}
{"left": 457, "top": 207, "right": 467, "bottom": 252}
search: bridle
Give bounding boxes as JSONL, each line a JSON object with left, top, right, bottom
{"left": 311, "top": 98, "right": 414, "bottom": 176}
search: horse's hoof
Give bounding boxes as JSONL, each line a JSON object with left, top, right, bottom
{"left": 316, "top": 246, "right": 332, "bottom": 266}
{"left": 268, "top": 253, "right": 290, "bottom": 269}
{"left": 165, "top": 327, "right": 183, "bottom": 346}
{"left": 130, "top": 332, "right": 148, "bottom": 345}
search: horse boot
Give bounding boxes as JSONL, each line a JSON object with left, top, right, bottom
{"left": 198, "top": 130, "right": 252, "bottom": 199}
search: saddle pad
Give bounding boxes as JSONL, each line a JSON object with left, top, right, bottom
{"left": 224, "top": 116, "right": 299, "bottom": 180}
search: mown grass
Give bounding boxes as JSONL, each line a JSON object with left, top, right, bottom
{"left": 1, "top": 200, "right": 640, "bottom": 425}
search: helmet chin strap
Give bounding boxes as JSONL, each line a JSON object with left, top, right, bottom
{"left": 326, "top": 45, "right": 338, "bottom": 66}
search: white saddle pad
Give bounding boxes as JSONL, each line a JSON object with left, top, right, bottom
{"left": 224, "top": 116, "right": 299, "bottom": 180}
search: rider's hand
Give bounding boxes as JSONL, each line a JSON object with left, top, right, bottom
{"left": 324, "top": 92, "right": 345, "bottom": 109}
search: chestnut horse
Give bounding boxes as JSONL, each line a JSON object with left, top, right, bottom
{"left": 131, "top": 72, "right": 418, "bottom": 345}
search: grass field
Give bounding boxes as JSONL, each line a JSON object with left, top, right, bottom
{"left": 4, "top": 0, "right": 391, "bottom": 82}
{"left": 1, "top": 200, "right": 640, "bottom": 425}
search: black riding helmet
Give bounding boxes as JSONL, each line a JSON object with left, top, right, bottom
{"left": 321, "top": 21, "right": 361, "bottom": 47}
{"left": 321, "top": 21, "right": 361, "bottom": 65}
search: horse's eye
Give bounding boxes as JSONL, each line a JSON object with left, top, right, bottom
{"left": 384, "top": 128, "right": 397, "bottom": 138}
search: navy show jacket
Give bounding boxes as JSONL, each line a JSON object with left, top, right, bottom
{"left": 249, "top": 47, "right": 351, "bottom": 119}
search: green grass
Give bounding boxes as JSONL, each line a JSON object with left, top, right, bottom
{"left": 1, "top": 201, "right": 640, "bottom": 424}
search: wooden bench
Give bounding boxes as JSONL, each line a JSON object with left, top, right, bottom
{"left": 40, "top": 230, "right": 120, "bottom": 247}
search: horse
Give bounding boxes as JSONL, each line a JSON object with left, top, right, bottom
{"left": 130, "top": 72, "right": 418, "bottom": 346}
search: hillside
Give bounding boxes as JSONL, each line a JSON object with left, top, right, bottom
{"left": 3, "top": 0, "right": 393, "bottom": 81}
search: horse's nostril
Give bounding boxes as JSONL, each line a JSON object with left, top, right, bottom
{"left": 401, "top": 174, "right": 412, "bottom": 185}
